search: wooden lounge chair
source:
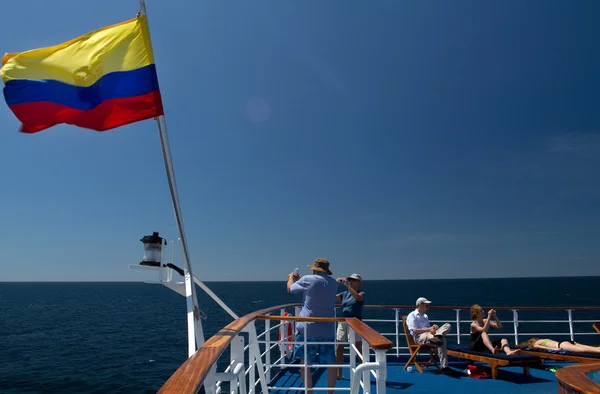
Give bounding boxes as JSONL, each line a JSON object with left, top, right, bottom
{"left": 593, "top": 322, "right": 600, "bottom": 335}
{"left": 518, "top": 347, "right": 600, "bottom": 364}
{"left": 447, "top": 345, "right": 541, "bottom": 379}
{"left": 401, "top": 316, "right": 440, "bottom": 373}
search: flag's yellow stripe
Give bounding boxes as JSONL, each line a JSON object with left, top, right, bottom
{"left": 1, "top": 16, "right": 155, "bottom": 87}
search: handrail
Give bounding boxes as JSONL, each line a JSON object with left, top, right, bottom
{"left": 157, "top": 303, "right": 298, "bottom": 394}
{"left": 556, "top": 362, "right": 600, "bottom": 393}
{"left": 257, "top": 315, "right": 393, "bottom": 350}
{"left": 258, "top": 315, "right": 345, "bottom": 322}
{"left": 346, "top": 317, "right": 393, "bottom": 350}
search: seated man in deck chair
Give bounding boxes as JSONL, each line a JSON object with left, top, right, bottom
{"left": 407, "top": 297, "right": 453, "bottom": 373}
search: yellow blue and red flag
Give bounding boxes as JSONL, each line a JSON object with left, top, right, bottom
{"left": 0, "top": 15, "right": 163, "bottom": 133}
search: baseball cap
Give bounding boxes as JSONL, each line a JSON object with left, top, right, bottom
{"left": 347, "top": 273, "right": 362, "bottom": 282}
{"left": 416, "top": 297, "right": 432, "bottom": 306}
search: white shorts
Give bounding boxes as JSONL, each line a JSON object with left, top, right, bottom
{"left": 336, "top": 322, "right": 350, "bottom": 342}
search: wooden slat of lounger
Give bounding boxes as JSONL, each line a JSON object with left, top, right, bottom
{"left": 447, "top": 349, "right": 540, "bottom": 379}
{"left": 520, "top": 350, "right": 600, "bottom": 364}
{"left": 447, "top": 350, "right": 539, "bottom": 367}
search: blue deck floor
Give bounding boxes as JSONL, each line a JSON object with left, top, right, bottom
{"left": 269, "top": 357, "right": 571, "bottom": 393}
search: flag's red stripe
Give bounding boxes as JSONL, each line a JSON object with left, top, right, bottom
{"left": 8, "top": 91, "right": 164, "bottom": 133}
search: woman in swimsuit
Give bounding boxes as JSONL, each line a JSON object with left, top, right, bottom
{"left": 469, "top": 304, "right": 521, "bottom": 356}
{"left": 521, "top": 338, "right": 600, "bottom": 353}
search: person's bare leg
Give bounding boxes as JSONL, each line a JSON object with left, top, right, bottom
{"left": 327, "top": 367, "right": 337, "bottom": 394}
{"left": 562, "top": 342, "right": 600, "bottom": 353}
{"left": 299, "top": 360, "right": 312, "bottom": 394}
{"left": 481, "top": 332, "right": 498, "bottom": 354}
{"left": 336, "top": 344, "right": 344, "bottom": 378}
{"left": 500, "top": 338, "right": 521, "bottom": 355}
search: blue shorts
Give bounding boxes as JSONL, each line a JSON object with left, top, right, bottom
{"left": 293, "top": 334, "right": 336, "bottom": 365}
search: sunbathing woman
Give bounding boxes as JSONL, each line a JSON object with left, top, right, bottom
{"left": 469, "top": 304, "right": 521, "bottom": 356}
{"left": 520, "top": 338, "right": 600, "bottom": 354}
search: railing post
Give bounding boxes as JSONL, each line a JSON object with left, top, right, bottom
{"left": 204, "top": 364, "right": 218, "bottom": 394}
{"left": 362, "top": 338, "right": 370, "bottom": 393}
{"left": 248, "top": 331, "right": 256, "bottom": 393}
{"left": 265, "top": 317, "right": 271, "bottom": 382}
{"left": 567, "top": 309, "right": 574, "bottom": 341}
{"left": 454, "top": 309, "right": 461, "bottom": 344}
{"left": 230, "top": 335, "right": 245, "bottom": 394}
{"left": 512, "top": 309, "right": 519, "bottom": 346}
{"left": 395, "top": 309, "right": 400, "bottom": 358}
{"left": 375, "top": 350, "right": 387, "bottom": 394}
{"left": 278, "top": 308, "right": 285, "bottom": 366}
{"left": 349, "top": 327, "right": 357, "bottom": 385}
{"left": 246, "top": 323, "right": 269, "bottom": 394}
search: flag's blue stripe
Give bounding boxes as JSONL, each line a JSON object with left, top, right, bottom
{"left": 3, "top": 64, "right": 159, "bottom": 110}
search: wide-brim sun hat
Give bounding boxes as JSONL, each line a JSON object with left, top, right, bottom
{"left": 307, "top": 258, "right": 332, "bottom": 275}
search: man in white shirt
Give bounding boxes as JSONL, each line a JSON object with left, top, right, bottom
{"left": 406, "top": 297, "right": 452, "bottom": 371}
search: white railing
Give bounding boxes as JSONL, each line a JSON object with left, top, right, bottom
{"left": 361, "top": 306, "right": 600, "bottom": 357}
{"left": 159, "top": 305, "right": 599, "bottom": 394}
{"left": 209, "top": 311, "right": 389, "bottom": 394}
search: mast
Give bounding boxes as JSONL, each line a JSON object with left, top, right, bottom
{"left": 137, "top": 0, "right": 238, "bottom": 360}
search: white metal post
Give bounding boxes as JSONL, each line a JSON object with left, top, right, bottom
{"left": 168, "top": 240, "right": 174, "bottom": 282}
{"left": 455, "top": 309, "right": 461, "bottom": 344}
{"left": 512, "top": 309, "right": 519, "bottom": 345}
{"left": 265, "top": 318, "right": 271, "bottom": 382}
{"left": 349, "top": 328, "right": 356, "bottom": 384}
{"left": 395, "top": 309, "right": 400, "bottom": 358}
{"left": 375, "top": 350, "right": 387, "bottom": 393}
{"left": 362, "top": 339, "right": 370, "bottom": 394}
{"left": 278, "top": 309, "right": 285, "bottom": 366}
{"left": 246, "top": 323, "right": 269, "bottom": 394}
{"left": 230, "top": 335, "right": 245, "bottom": 394}
{"left": 567, "top": 310, "right": 575, "bottom": 341}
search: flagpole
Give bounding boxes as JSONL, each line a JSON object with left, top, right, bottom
{"left": 137, "top": 0, "right": 238, "bottom": 359}
{"left": 154, "top": 114, "right": 205, "bottom": 356}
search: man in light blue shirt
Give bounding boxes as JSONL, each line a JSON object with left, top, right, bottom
{"left": 406, "top": 297, "right": 452, "bottom": 371}
{"left": 287, "top": 258, "right": 338, "bottom": 394}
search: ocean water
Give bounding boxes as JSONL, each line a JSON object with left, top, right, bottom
{"left": 1, "top": 277, "right": 599, "bottom": 393}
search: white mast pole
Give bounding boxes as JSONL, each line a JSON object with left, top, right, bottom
{"left": 136, "top": 1, "right": 236, "bottom": 361}
{"left": 154, "top": 114, "right": 205, "bottom": 356}
{"left": 137, "top": 0, "right": 239, "bottom": 361}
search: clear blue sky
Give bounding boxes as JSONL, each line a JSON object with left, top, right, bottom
{"left": 1, "top": 0, "right": 599, "bottom": 281}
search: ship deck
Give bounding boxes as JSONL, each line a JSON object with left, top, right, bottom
{"left": 157, "top": 303, "right": 600, "bottom": 394}
{"left": 269, "top": 357, "right": 573, "bottom": 393}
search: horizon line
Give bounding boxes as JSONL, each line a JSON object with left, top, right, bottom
{"left": 2, "top": 274, "right": 600, "bottom": 283}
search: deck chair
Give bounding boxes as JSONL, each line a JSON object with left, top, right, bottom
{"left": 401, "top": 315, "right": 440, "bottom": 373}
{"left": 518, "top": 347, "right": 600, "bottom": 364}
{"left": 448, "top": 345, "right": 541, "bottom": 379}
{"left": 594, "top": 322, "right": 600, "bottom": 335}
